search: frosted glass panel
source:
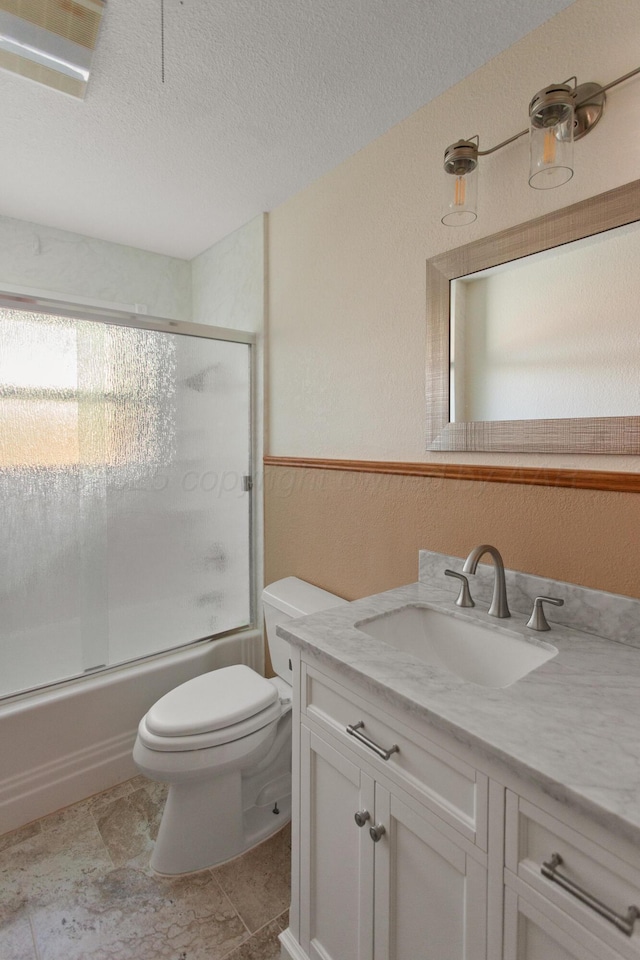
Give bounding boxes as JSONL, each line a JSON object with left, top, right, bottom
{"left": 0, "top": 308, "right": 251, "bottom": 697}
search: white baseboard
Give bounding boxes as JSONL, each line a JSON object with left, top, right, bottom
{"left": 0, "top": 728, "right": 138, "bottom": 835}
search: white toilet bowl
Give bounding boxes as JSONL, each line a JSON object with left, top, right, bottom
{"left": 133, "top": 578, "right": 346, "bottom": 875}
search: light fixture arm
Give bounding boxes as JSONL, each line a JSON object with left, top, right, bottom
{"left": 477, "top": 129, "right": 527, "bottom": 157}
{"left": 597, "top": 63, "right": 640, "bottom": 97}
{"left": 447, "top": 64, "right": 640, "bottom": 166}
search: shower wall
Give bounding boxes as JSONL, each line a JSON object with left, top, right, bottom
{"left": 0, "top": 214, "right": 191, "bottom": 320}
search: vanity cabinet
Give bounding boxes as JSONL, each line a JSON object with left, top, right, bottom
{"left": 503, "top": 887, "right": 616, "bottom": 960}
{"left": 287, "top": 659, "right": 488, "bottom": 960}
{"left": 503, "top": 791, "right": 640, "bottom": 960}
{"left": 371, "top": 778, "right": 487, "bottom": 960}
{"left": 298, "top": 724, "right": 487, "bottom": 960}
{"left": 297, "top": 725, "right": 374, "bottom": 960}
{"left": 282, "top": 651, "right": 640, "bottom": 960}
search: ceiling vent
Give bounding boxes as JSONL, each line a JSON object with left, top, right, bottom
{"left": 0, "top": 0, "right": 106, "bottom": 98}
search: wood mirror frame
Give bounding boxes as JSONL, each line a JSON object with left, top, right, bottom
{"left": 426, "top": 179, "right": 640, "bottom": 455}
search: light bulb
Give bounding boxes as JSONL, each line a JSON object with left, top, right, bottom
{"left": 542, "top": 129, "right": 557, "bottom": 165}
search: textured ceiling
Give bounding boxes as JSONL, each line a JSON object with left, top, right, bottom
{"left": 0, "top": 0, "right": 576, "bottom": 259}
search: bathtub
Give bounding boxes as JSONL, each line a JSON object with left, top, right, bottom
{"left": 0, "top": 629, "right": 264, "bottom": 835}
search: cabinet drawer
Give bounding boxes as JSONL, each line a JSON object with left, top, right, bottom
{"left": 505, "top": 791, "right": 640, "bottom": 958}
{"left": 302, "top": 662, "right": 487, "bottom": 847}
{"left": 504, "top": 885, "right": 626, "bottom": 960}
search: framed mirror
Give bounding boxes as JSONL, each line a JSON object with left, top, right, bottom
{"left": 426, "top": 179, "right": 640, "bottom": 453}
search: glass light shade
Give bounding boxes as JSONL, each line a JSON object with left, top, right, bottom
{"left": 442, "top": 165, "right": 478, "bottom": 226}
{"left": 529, "top": 88, "right": 575, "bottom": 189}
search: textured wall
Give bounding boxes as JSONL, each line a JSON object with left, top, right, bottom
{"left": 265, "top": 465, "right": 640, "bottom": 600}
{"left": 267, "top": 0, "right": 640, "bottom": 474}
{"left": 265, "top": 0, "right": 640, "bottom": 601}
{"left": 191, "top": 216, "right": 265, "bottom": 332}
{"left": 0, "top": 215, "right": 191, "bottom": 320}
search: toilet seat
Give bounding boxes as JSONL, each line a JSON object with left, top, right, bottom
{"left": 268, "top": 675, "right": 293, "bottom": 706}
{"left": 138, "top": 664, "right": 283, "bottom": 753}
{"left": 146, "top": 664, "right": 278, "bottom": 737}
{"left": 137, "top": 699, "right": 282, "bottom": 752}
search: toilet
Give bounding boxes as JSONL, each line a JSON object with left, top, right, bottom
{"left": 133, "top": 577, "right": 346, "bottom": 875}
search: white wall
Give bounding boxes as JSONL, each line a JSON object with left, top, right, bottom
{"left": 191, "top": 215, "right": 265, "bottom": 332}
{"left": 0, "top": 215, "right": 191, "bottom": 320}
{"left": 267, "top": 0, "right": 640, "bottom": 472}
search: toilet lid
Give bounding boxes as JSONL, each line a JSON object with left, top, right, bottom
{"left": 145, "top": 664, "right": 279, "bottom": 737}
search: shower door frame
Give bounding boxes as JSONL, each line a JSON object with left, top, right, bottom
{"left": 0, "top": 290, "right": 258, "bottom": 697}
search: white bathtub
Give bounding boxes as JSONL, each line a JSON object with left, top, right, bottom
{"left": 0, "top": 629, "right": 264, "bottom": 835}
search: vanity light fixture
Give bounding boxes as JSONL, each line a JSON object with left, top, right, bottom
{"left": 442, "top": 65, "right": 640, "bottom": 226}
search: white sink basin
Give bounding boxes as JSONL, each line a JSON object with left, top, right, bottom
{"left": 355, "top": 604, "right": 557, "bottom": 688}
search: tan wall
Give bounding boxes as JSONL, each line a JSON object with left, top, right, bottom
{"left": 265, "top": 466, "right": 640, "bottom": 600}
{"left": 267, "top": 0, "right": 640, "bottom": 471}
{"left": 265, "top": 0, "right": 640, "bottom": 606}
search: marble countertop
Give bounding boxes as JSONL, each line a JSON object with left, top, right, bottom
{"left": 278, "top": 571, "right": 640, "bottom": 844}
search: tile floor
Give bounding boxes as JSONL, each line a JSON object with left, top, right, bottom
{"left": 0, "top": 776, "right": 290, "bottom": 960}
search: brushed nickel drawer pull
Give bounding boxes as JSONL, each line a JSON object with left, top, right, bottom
{"left": 346, "top": 721, "right": 399, "bottom": 761}
{"left": 541, "top": 853, "right": 640, "bottom": 937}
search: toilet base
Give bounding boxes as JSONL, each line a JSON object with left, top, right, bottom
{"left": 151, "top": 771, "right": 241, "bottom": 874}
{"left": 242, "top": 790, "right": 292, "bottom": 856}
{"left": 150, "top": 769, "right": 291, "bottom": 875}
{"left": 146, "top": 714, "right": 292, "bottom": 875}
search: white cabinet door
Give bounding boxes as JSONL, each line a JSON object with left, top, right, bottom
{"left": 373, "top": 784, "right": 487, "bottom": 960}
{"left": 504, "top": 888, "right": 623, "bottom": 960}
{"left": 299, "top": 724, "right": 375, "bottom": 960}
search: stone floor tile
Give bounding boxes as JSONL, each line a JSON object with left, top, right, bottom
{"left": 0, "top": 779, "right": 291, "bottom": 959}
{"left": 85, "top": 778, "right": 141, "bottom": 818}
{"left": 211, "top": 825, "right": 291, "bottom": 933}
{"left": 30, "top": 864, "right": 249, "bottom": 960}
{"left": 0, "top": 809, "right": 112, "bottom": 918}
{"left": 123, "top": 774, "right": 149, "bottom": 791}
{"left": 0, "top": 821, "right": 41, "bottom": 855}
{"left": 40, "top": 798, "right": 98, "bottom": 832}
{"left": 0, "top": 907, "right": 38, "bottom": 960}
{"left": 38, "top": 775, "right": 156, "bottom": 830}
{"left": 222, "top": 918, "right": 283, "bottom": 960}
{"left": 40, "top": 777, "right": 144, "bottom": 832}
{"left": 137, "top": 777, "right": 168, "bottom": 806}
{"left": 94, "top": 785, "right": 166, "bottom": 868}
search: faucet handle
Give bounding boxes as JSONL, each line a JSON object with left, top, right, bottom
{"left": 444, "top": 569, "right": 475, "bottom": 608}
{"left": 527, "top": 596, "right": 564, "bottom": 631}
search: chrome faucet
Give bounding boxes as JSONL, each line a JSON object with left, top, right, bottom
{"left": 462, "top": 544, "right": 510, "bottom": 618}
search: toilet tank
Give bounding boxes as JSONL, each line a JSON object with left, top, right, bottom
{"left": 262, "top": 577, "right": 348, "bottom": 682}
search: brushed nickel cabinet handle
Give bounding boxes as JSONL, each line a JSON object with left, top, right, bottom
{"left": 354, "top": 810, "right": 371, "bottom": 827}
{"left": 346, "top": 721, "right": 399, "bottom": 761}
{"left": 541, "top": 853, "right": 640, "bottom": 937}
{"left": 369, "top": 823, "right": 386, "bottom": 842}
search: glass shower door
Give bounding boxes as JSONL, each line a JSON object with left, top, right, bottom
{"left": 0, "top": 307, "right": 252, "bottom": 697}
